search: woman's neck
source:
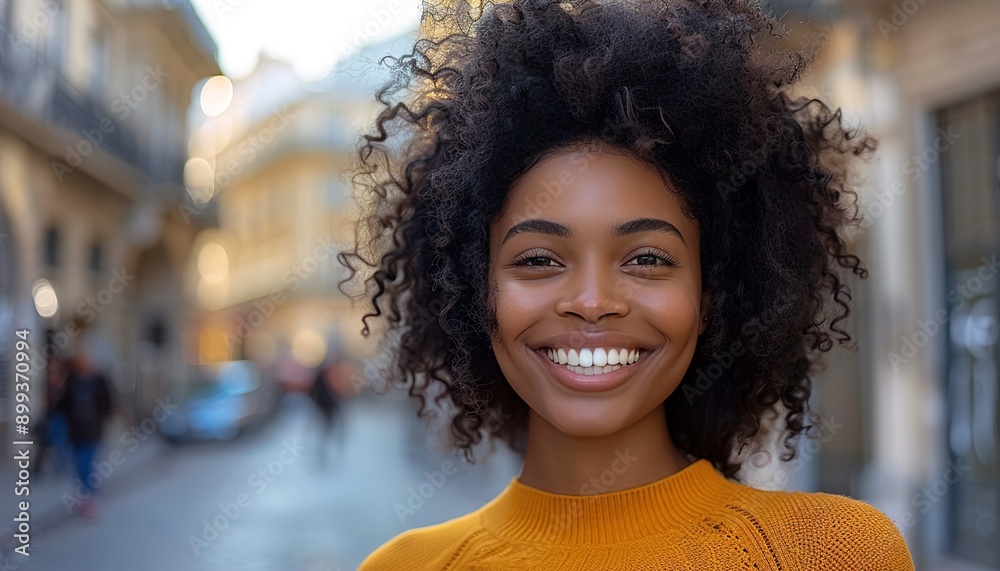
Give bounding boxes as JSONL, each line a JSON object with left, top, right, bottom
{"left": 518, "top": 406, "right": 690, "bottom": 495}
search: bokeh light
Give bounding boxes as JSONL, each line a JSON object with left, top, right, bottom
{"left": 197, "top": 242, "right": 230, "bottom": 285}
{"left": 31, "top": 279, "right": 58, "bottom": 318}
{"left": 199, "top": 75, "right": 234, "bottom": 117}
{"left": 291, "top": 329, "right": 326, "bottom": 368}
{"left": 184, "top": 157, "right": 216, "bottom": 204}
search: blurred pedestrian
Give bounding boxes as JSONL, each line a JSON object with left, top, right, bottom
{"left": 309, "top": 365, "right": 343, "bottom": 465}
{"left": 307, "top": 339, "right": 349, "bottom": 467}
{"left": 34, "top": 357, "right": 71, "bottom": 478}
{"left": 57, "top": 341, "right": 115, "bottom": 520}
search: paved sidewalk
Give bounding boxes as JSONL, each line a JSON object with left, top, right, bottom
{"left": 1, "top": 393, "right": 523, "bottom": 570}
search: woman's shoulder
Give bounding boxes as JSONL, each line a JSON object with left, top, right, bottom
{"left": 728, "top": 484, "right": 916, "bottom": 570}
{"left": 357, "top": 510, "right": 486, "bottom": 571}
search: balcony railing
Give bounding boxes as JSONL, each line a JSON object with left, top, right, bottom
{"left": 0, "top": 28, "right": 184, "bottom": 186}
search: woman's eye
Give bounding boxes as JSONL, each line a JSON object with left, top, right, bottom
{"left": 627, "top": 252, "right": 678, "bottom": 268}
{"left": 514, "top": 256, "right": 555, "bottom": 267}
{"left": 511, "top": 250, "right": 677, "bottom": 268}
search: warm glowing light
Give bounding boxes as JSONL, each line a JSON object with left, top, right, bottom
{"left": 196, "top": 277, "right": 229, "bottom": 310}
{"left": 196, "top": 117, "right": 233, "bottom": 156}
{"left": 200, "top": 75, "right": 234, "bottom": 117}
{"left": 31, "top": 279, "right": 58, "bottom": 318}
{"left": 198, "top": 326, "right": 230, "bottom": 362}
{"left": 292, "top": 329, "right": 327, "bottom": 369}
{"left": 197, "top": 242, "right": 230, "bottom": 285}
{"left": 184, "top": 157, "right": 215, "bottom": 204}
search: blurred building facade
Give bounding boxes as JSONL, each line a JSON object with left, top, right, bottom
{"left": 185, "top": 36, "right": 416, "bottom": 384}
{"left": 0, "top": 0, "right": 219, "bottom": 438}
{"left": 769, "top": 1, "right": 1000, "bottom": 569}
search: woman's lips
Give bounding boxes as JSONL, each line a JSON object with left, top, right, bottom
{"left": 531, "top": 346, "right": 655, "bottom": 393}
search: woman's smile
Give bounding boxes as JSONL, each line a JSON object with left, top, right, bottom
{"left": 529, "top": 341, "right": 659, "bottom": 393}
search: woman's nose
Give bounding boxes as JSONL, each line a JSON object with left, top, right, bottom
{"left": 555, "top": 262, "right": 630, "bottom": 322}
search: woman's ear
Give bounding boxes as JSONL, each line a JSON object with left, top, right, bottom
{"left": 698, "top": 290, "right": 712, "bottom": 335}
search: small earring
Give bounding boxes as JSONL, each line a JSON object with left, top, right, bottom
{"left": 702, "top": 316, "right": 708, "bottom": 322}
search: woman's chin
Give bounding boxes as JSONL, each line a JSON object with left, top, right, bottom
{"left": 535, "top": 406, "right": 632, "bottom": 438}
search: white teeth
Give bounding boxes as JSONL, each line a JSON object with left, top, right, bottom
{"left": 566, "top": 364, "right": 623, "bottom": 376}
{"left": 607, "top": 348, "right": 619, "bottom": 365}
{"left": 593, "top": 348, "right": 607, "bottom": 367}
{"left": 543, "top": 347, "right": 647, "bottom": 372}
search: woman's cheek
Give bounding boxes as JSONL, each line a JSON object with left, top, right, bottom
{"left": 633, "top": 284, "right": 701, "bottom": 324}
{"left": 497, "top": 280, "right": 549, "bottom": 325}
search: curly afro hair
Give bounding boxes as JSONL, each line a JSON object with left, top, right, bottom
{"left": 337, "top": 0, "right": 876, "bottom": 480}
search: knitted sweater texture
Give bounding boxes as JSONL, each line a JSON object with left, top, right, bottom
{"left": 358, "top": 458, "right": 915, "bottom": 570}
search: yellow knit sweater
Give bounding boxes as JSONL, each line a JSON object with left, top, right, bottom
{"left": 358, "top": 458, "right": 915, "bottom": 570}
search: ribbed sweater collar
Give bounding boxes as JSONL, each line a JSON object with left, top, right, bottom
{"left": 479, "top": 459, "right": 742, "bottom": 545}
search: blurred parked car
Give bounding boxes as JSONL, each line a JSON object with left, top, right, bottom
{"left": 158, "top": 360, "right": 284, "bottom": 443}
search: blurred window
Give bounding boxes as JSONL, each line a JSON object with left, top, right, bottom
{"left": 937, "top": 87, "right": 1000, "bottom": 568}
{"left": 89, "top": 241, "right": 103, "bottom": 274}
{"left": 89, "top": 29, "right": 109, "bottom": 100}
{"left": 43, "top": 0, "right": 67, "bottom": 68}
{"left": 44, "top": 226, "right": 60, "bottom": 267}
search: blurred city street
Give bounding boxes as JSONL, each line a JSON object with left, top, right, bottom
{"left": 6, "top": 393, "right": 520, "bottom": 571}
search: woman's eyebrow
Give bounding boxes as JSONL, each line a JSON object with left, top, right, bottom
{"left": 612, "top": 218, "right": 686, "bottom": 245}
{"left": 501, "top": 217, "right": 685, "bottom": 245}
{"left": 502, "top": 219, "right": 572, "bottom": 244}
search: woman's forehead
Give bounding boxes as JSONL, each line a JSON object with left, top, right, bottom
{"left": 494, "top": 151, "right": 698, "bottom": 237}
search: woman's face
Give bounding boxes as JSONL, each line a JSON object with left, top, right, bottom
{"left": 488, "top": 149, "right": 707, "bottom": 437}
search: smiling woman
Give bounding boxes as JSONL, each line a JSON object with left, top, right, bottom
{"left": 338, "top": 1, "right": 914, "bottom": 569}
